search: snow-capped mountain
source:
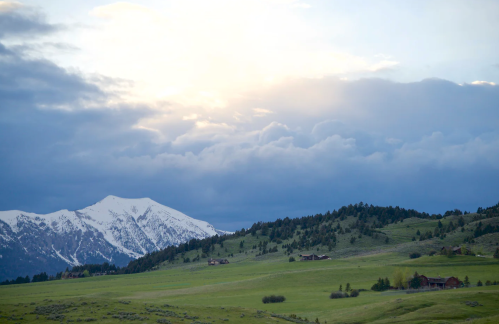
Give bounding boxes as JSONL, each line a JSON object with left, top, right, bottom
{"left": 0, "top": 196, "right": 230, "bottom": 280}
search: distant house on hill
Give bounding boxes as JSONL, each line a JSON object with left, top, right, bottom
{"left": 441, "top": 246, "right": 462, "bottom": 255}
{"left": 300, "top": 254, "right": 330, "bottom": 261}
{"left": 93, "top": 272, "right": 106, "bottom": 277}
{"left": 68, "top": 272, "right": 84, "bottom": 279}
{"left": 208, "top": 258, "right": 229, "bottom": 266}
{"left": 407, "top": 274, "right": 461, "bottom": 289}
{"left": 427, "top": 276, "right": 461, "bottom": 289}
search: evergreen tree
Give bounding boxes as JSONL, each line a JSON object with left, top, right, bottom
{"left": 464, "top": 276, "right": 470, "bottom": 287}
{"left": 458, "top": 216, "right": 465, "bottom": 227}
{"left": 409, "top": 271, "right": 422, "bottom": 289}
{"left": 345, "top": 283, "right": 351, "bottom": 292}
{"left": 339, "top": 284, "right": 342, "bottom": 292}
{"left": 477, "top": 280, "right": 483, "bottom": 287}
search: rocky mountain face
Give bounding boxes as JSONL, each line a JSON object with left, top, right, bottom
{"left": 0, "top": 196, "right": 229, "bottom": 280}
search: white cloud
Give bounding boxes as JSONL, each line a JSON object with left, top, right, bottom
{"left": 369, "top": 60, "right": 400, "bottom": 72}
{"left": 182, "top": 114, "right": 199, "bottom": 121}
{"left": 0, "top": 1, "right": 22, "bottom": 12}
{"left": 253, "top": 108, "right": 274, "bottom": 117}
{"left": 471, "top": 80, "right": 496, "bottom": 86}
{"left": 386, "top": 137, "right": 402, "bottom": 145}
{"left": 89, "top": 2, "right": 155, "bottom": 19}
{"left": 292, "top": 3, "right": 311, "bottom": 9}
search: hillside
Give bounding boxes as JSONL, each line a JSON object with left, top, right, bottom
{"left": 122, "top": 202, "right": 499, "bottom": 274}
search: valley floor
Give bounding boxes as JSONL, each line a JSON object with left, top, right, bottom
{"left": 1, "top": 254, "right": 499, "bottom": 323}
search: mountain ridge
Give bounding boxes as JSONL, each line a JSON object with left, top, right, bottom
{"left": 0, "top": 195, "right": 229, "bottom": 280}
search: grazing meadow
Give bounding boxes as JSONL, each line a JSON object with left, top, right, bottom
{"left": 1, "top": 253, "right": 499, "bottom": 323}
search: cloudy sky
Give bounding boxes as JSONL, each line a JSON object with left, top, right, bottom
{"left": 1, "top": 0, "right": 498, "bottom": 230}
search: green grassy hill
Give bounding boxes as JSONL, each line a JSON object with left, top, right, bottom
{"left": 149, "top": 207, "right": 499, "bottom": 272}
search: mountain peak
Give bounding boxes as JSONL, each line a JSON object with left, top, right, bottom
{"left": 99, "top": 195, "right": 154, "bottom": 204}
{"left": 0, "top": 196, "right": 227, "bottom": 280}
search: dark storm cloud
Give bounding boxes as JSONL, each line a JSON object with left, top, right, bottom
{"left": 0, "top": 6, "right": 61, "bottom": 39}
{"left": 2, "top": 63, "right": 499, "bottom": 230}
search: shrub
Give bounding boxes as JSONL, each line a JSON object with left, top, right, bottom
{"left": 409, "top": 252, "right": 421, "bottom": 259}
{"left": 157, "top": 319, "right": 172, "bottom": 324}
{"left": 262, "top": 295, "right": 286, "bottom": 304}
{"left": 289, "top": 256, "right": 295, "bottom": 262}
{"left": 477, "top": 280, "right": 483, "bottom": 287}
{"left": 349, "top": 289, "right": 360, "bottom": 297}
{"left": 485, "top": 280, "right": 492, "bottom": 286}
{"left": 329, "top": 291, "right": 348, "bottom": 299}
{"left": 428, "top": 250, "right": 437, "bottom": 256}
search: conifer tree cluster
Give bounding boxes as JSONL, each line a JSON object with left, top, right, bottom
{"left": 371, "top": 277, "right": 391, "bottom": 291}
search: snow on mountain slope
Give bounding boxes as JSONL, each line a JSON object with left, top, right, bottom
{"left": 0, "top": 196, "right": 229, "bottom": 280}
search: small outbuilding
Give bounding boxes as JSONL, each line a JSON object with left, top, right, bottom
{"left": 208, "top": 258, "right": 229, "bottom": 266}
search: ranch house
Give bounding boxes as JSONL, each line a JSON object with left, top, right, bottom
{"left": 300, "top": 254, "right": 330, "bottom": 261}
{"left": 68, "top": 272, "right": 84, "bottom": 279}
{"left": 208, "top": 258, "right": 229, "bottom": 266}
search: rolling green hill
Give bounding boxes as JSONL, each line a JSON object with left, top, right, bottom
{"left": 1, "top": 253, "right": 498, "bottom": 323}
{"left": 124, "top": 203, "right": 499, "bottom": 274}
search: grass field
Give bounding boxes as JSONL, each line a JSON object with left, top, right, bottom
{"left": 1, "top": 253, "right": 499, "bottom": 323}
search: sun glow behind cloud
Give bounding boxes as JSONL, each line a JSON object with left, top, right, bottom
{"left": 77, "top": 1, "right": 395, "bottom": 108}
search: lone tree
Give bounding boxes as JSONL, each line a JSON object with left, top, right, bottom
{"left": 393, "top": 268, "right": 409, "bottom": 289}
